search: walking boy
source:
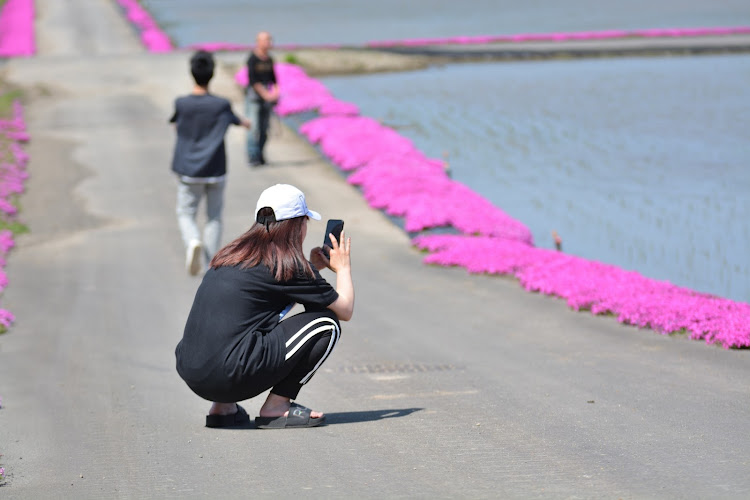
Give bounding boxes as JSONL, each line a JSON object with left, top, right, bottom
{"left": 170, "top": 50, "right": 251, "bottom": 275}
{"left": 245, "top": 31, "right": 279, "bottom": 166}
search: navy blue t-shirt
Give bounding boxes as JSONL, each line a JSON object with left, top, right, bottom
{"left": 169, "top": 93, "right": 241, "bottom": 178}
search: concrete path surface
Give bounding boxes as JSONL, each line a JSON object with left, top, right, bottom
{"left": 0, "top": 1, "right": 748, "bottom": 498}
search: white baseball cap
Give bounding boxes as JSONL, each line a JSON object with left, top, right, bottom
{"left": 255, "top": 184, "right": 321, "bottom": 223}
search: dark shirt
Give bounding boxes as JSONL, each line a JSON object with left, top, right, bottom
{"left": 169, "top": 94, "right": 241, "bottom": 178}
{"left": 175, "top": 263, "right": 338, "bottom": 387}
{"left": 246, "top": 52, "right": 277, "bottom": 102}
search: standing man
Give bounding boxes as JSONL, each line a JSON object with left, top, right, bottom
{"left": 245, "top": 31, "right": 279, "bottom": 167}
{"left": 170, "top": 50, "right": 251, "bottom": 276}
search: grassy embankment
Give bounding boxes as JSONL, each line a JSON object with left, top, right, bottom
{"left": 0, "top": 76, "right": 28, "bottom": 338}
{"left": 0, "top": 81, "right": 27, "bottom": 237}
{"left": 0, "top": 2, "right": 9, "bottom": 478}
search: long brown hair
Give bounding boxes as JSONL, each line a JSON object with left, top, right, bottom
{"left": 210, "top": 208, "right": 313, "bottom": 282}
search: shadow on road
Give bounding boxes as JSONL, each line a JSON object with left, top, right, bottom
{"left": 324, "top": 407, "right": 423, "bottom": 425}
{"left": 203, "top": 408, "right": 424, "bottom": 431}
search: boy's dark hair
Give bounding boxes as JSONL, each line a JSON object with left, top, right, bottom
{"left": 190, "top": 50, "right": 215, "bottom": 87}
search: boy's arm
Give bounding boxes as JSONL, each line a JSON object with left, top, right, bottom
{"left": 169, "top": 98, "right": 179, "bottom": 123}
{"left": 226, "top": 101, "right": 251, "bottom": 129}
{"left": 237, "top": 116, "right": 251, "bottom": 128}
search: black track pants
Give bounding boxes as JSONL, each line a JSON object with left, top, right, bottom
{"left": 268, "top": 309, "right": 341, "bottom": 400}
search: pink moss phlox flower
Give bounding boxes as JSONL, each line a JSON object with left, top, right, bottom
{"left": 0, "top": 230, "right": 15, "bottom": 254}
{"left": 12, "top": 100, "right": 25, "bottom": 124}
{"left": 115, "top": 0, "right": 173, "bottom": 52}
{"left": 0, "top": 163, "right": 28, "bottom": 196}
{"left": 277, "top": 64, "right": 358, "bottom": 117}
{"left": 0, "top": 269, "right": 7, "bottom": 292}
{"left": 317, "top": 99, "right": 359, "bottom": 116}
{"left": 0, "top": 199, "right": 17, "bottom": 215}
{"left": 0, "top": 308, "right": 14, "bottom": 328}
{"left": 346, "top": 155, "right": 532, "bottom": 241}
{"left": 431, "top": 182, "right": 532, "bottom": 242}
{"left": 300, "top": 115, "right": 415, "bottom": 170}
{"left": 300, "top": 115, "right": 378, "bottom": 143}
{"left": 0, "top": 101, "right": 28, "bottom": 134}
{"left": 140, "top": 29, "right": 173, "bottom": 53}
{"left": 11, "top": 143, "right": 30, "bottom": 166}
{"left": 3, "top": 130, "right": 30, "bottom": 142}
{"left": 414, "top": 234, "right": 538, "bottom": 274}
{"left": 0, "top": 161, "right": 29, "bottom": 179}
{"left": 0, "top": 103, "right": 25, "bottom": 132}
{"left": 413, "top": 234, "right": 750, "bottom": 348}
{"left": 327, "top": 127, "right": 414, "bottom": 169}
{"left": 0, "top": 0, "right": 35, "bottom": 57}
{"left": 0, "top": 180, "right": 25, "bottom": 197}
{"left": 0, "top": 119, "right": 23, "bottom": 131}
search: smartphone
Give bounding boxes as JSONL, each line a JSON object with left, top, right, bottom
{"left": 322, "top": 219, "right": 344, "bottom": 257}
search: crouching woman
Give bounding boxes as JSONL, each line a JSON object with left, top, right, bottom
{"left": 175, "top": 184, "right": 354, "bottom": 429}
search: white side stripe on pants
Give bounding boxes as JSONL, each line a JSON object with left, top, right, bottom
{"left": 284, "top": 316, "right": 341, "bottom": 385}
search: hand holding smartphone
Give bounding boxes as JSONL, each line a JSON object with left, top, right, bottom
{"left": 322, "top": 219, "right": 344, "bottom": 257}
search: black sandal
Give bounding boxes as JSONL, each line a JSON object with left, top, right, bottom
{"left": 205, "top": 404, "right": 250, "bottom": 428}
{"left": 255, "top": 402, "right": 326, "bottom": 429}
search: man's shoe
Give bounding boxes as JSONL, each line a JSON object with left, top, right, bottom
{"left": 186, "top": 239, "right": 203, "bottom": 276}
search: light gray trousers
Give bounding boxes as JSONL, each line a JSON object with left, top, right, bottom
{"left": 176, "top": 179, "right": 225, "bottom": 264}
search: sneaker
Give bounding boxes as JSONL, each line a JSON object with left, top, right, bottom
{"left": 186, "top": 239, "right": 203, "bottom": 276}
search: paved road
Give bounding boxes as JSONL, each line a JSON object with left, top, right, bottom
{"left": 1, "top": 1, "right": 748, "bottom": 498}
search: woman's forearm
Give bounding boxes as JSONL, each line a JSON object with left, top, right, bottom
{"left": 329, "top": 268, "right": 354, "bottom": 321}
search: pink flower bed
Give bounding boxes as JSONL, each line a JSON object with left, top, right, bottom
{"left": 0, "top": 0, "right": 35, "bottom": 57}
{"left": 114, "top": 0, "right": 173, "bottom": 53}
{"left": 348, "top": 157, "right": 533, "bottom": 242}
{"left": 413, "top": 235, "right": 750, "bottom": 348}
{"left": 0, "top": 99, "right": 30, "bottom": 331}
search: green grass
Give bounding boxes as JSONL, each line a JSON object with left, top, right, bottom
{"left": 0, "top": 89, "right": 22, "bottom": 116}
{"left": 284, "top": 53, "right": 300, "bottom": 65}
{"left": 0, "top": 218, "right": 29, "bottom": 236}
{"left": 0, "top": 194, "right": 30, "bottom": 236}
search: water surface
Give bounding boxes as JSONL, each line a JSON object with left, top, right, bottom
{"left": 321, "top": 55, "right": 750, "bottom": 302}
{"left": 140, "top": 0, "right": 750, "bottom": 47}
